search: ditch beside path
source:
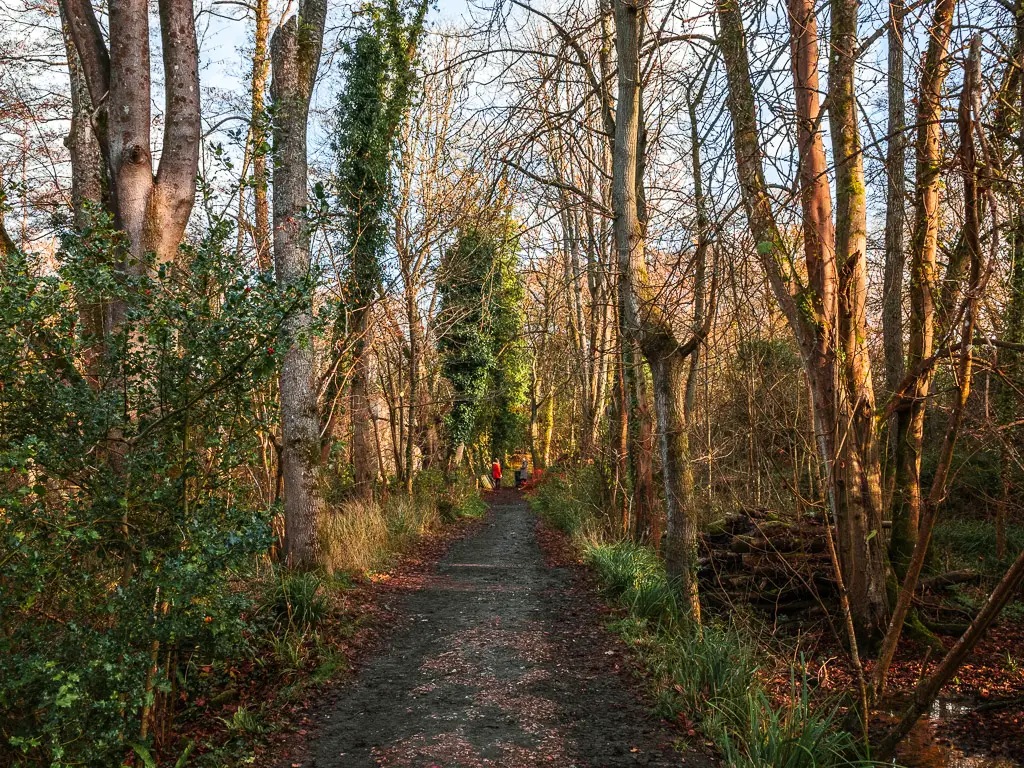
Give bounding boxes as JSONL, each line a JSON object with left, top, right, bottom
{"left": 287, "top": 489, "right": 714, "bottom": 767}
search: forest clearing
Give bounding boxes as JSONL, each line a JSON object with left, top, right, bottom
{"left": 2, "top": 0, "right": 1024, "bottom": 765}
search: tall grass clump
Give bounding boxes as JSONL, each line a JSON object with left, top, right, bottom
{"left": 588, "top": 540, "right": 871, "bottom": 766}
{"left": 583, "top": 537, "right": 872, "bottom": 767}
{"left": 320, "top": 495, "right": 438, "bottom": 573}
{"left": 530, "top": 464, "right": 605, "bottom": 537}
{"left": 710, "top": 672, "right": 864, "bottom": 768}
{"left": 321, "top": 472, "right": 485, "bottom": 575}
{"left": 529, "top": 471, "right": 871, "bottom": 765}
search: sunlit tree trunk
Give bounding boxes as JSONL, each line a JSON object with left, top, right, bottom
{"left": 270, "top": 0, "right": 328, "bottom": 569}
{"left": 237, "top": 0, "right": 272, "bottom": 271}
{"left": 61, "top": 0, "right": 200, "bottom": 319}
{"left": 829, "top": 0, "right": 889, "bottom": 641}
{"left": 872, "top": 41, "right": 1010, "bottom": 739}
{"left": 717, "top": 0, "right": 888, "bottom": 641}
{"left": 889, "top": 0, "right": 956, "bottom": 575}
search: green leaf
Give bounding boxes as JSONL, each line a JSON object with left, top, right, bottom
{"left": 132, "top": 742, "right": 159, "bottom": 768}
{"left": 756, "top": 240, "right": 774, "bottom": 255}
{"left": 174, "top": 740, "right": 195, "bottom": 768}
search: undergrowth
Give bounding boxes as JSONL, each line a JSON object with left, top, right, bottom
{"left": 931, "top": 518, "right": 1024, "bottom": 574}
{"left": 530, "top": 471, "right": 875, "bottom": 768}
{"left": 171, "top": 473, "right": 485, "bottom": 765}
{"left": 320, "top": 470, "right": 484, "bottom": 574}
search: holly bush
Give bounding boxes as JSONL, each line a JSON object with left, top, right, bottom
{"left": 0, "top": 213, "right": 293, "bottom": 766}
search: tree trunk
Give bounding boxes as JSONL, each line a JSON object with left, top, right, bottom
{"left": 61, "top": 0, "right": 201, "bottom": 303}
{"left": 612, "top": 0, "right": 700, "bottom": 619}
{"left": 682, "top": 96, "right": 712, "bottom": 525}
{"left": 60, "top": 3, "right": 109, "bottom": 386}
{"left": 716, "top": 0, "right": 889, "bottom": 642}
{"left": 613, "top": 314, "right": 631, "bottom": 535}
{"left": 882, "top": 0, "right": 908, "bottom": 407}
{"left": 405, "top": 279, "right": 419, "bottom": 495}
{"left": 351, "top": 310, "right": 376, "bottom": 496}
{"left": 238, "top": 0, "right": 272, "bottom": 271}
{"left": 627, "top": 343, "right": 658, "bottom": 545}
{"left": 872, "top": 34, "right": 988, "bottom": 700}
{"left": 270, "top": 0, "right": 328, "bottom": 569}
{"left": 889, "top": 0, "right": 957, "bottom": 575}
{"left": 829, "top": 0, "right": 890, "bottom": 645}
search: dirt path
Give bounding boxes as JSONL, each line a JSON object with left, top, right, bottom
{"left": 287, "top": 490, "right": 713, "bottom": 767}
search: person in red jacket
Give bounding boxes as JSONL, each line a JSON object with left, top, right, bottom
{"left": 491, "top": 459, "right": 502, "bottom": 488}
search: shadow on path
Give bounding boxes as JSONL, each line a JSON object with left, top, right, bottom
{"left": 292, "top": 490, "right": 714, "bottom": 767}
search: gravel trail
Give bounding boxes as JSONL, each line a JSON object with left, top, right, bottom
{"left": 291, "top": 490, "right": 713, "bottom": 767}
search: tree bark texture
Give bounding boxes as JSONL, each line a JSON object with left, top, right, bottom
{"left": 828, "top": 0, "right": 890, "bottom": 645}
{"left": 61, "top": 0, "right": 200, "bottom": 284}
{"left": 889, "top": 0, "right": 957, "bottom": 574}
{"left": 238, "top": 0, "right": 272, "bottom": 271}
{"left": 271, "top": 0, "right": 328, "bottom": 569}
{"left": 350, "top": 310, "right": 377, "bottom": 496}
{"left": 612, "top": 0, "right": 702, "bottom": 619}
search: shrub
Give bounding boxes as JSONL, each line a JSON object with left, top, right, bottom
{"left": 530, "top": 464, "right": 605, "bottom": 537}
{"left": 0, "top": 217, "right": 282, "bottom": 765}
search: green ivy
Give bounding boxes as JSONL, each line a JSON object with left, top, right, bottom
{"left": 438, "top": 217, "right": 530, "bottom": 458}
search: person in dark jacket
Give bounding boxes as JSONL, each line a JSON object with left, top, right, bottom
{"left": 515, "top": 459, "right": 529, "bottom": 489}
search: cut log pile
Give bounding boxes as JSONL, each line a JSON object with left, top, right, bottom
{"left": 698, "top": 509, "right": 986, "bottom": 625}
{"left": 698, "top": 508, "right": 835, "bottom": 616}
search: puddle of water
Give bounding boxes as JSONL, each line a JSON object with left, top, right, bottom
{"left": 888, "top": 698, "right": 1020, "bottom": 768}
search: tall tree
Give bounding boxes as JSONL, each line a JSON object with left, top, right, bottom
{"left": 58, "top": 1, "right": 109, "bottom": 385}
{"left": 238, "top": 0, "right": 273, "bottom": 271}
{"left": 716, "top": 0, "right": 889, "bottom": 641}
{"left": 337, "top": 32, "right": 390, "bottom": 495}
{"left": 336, "top": 0, "right": 430, "bottom": 496}
{"left": 271, "top": 0, "right": 328, "bottom": 569}
{"left": 438, "top": 218, "right": 526, "bottom": 466}
{"left": 882, "top": 0, "right": 908, "bottom": 412}
{"left": 60, "top": 0, "right": 200, "bottom": 288}
{"left": 611, "top": 0, "right": 712, "bottom": 619}
{"left": 888, "top": 0, "right": 957, "bottom": 574}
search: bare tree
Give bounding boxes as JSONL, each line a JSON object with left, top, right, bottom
{"left": 271, "top": 0, "right": 328, "bottom": 569}
{"left": 611, "top": 0, "right": 712, "bottom": 619}
{"left": 716, "top": 0, "right": 888, "bottom": 642}
{"left": 60, "top": 0, "right": 200, "bottom": 290}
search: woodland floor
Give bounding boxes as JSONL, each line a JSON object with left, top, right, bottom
{"left": 278, "top": 489, "right": 713, "bottom": 768}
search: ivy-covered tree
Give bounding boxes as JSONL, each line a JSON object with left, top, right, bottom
{"left": 484, "top": 227, "right": 529, "bottom": 458}
{"left": 439, "top": 216, "right": 529, "bottom": 467}
{"left": 334, "top": 0, "right": 429, "bottom": 496}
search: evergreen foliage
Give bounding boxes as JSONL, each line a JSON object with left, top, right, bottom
{"left": 0, "top": 213, "right": 289, "bottom": 765}
{"left": 438, "top": 216, "right": 529, "bottom": 459}
{"left": 335, "top": 33, "right": 389, "bottom": 302}
{"left": 334, "top": 0, "right": 430, "bottom": 308}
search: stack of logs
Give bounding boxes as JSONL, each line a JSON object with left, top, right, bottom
{"left": 698, "top": 509, "right": 984, "bottom": 626}
{"left": 698, "top": 508, "right": 833, "bottom": 617}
